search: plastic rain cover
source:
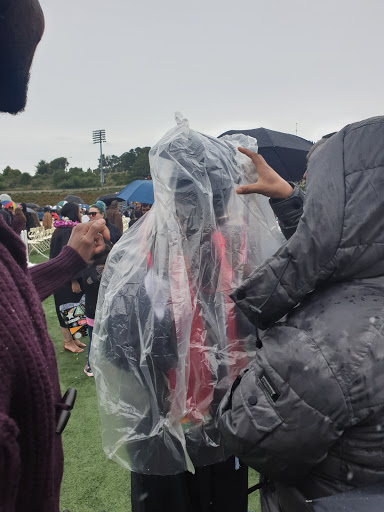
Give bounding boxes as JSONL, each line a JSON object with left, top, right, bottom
{"left": 91, "top": 114, "right": 284, "bottom": 475}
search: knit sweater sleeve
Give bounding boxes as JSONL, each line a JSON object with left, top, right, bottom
{"left": 29, "top": 246, "right": 87, "bottom": 301}
{"left": 0, "top": 412, "right": 20, "bottom": 509}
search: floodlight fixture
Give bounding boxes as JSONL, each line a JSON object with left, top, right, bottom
{"left": 92, "top": 129, "right": 106, "bottom": 189}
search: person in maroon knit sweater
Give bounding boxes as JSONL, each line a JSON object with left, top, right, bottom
{"left": 0, "top": 213, "right": 108, "bottom": 511}
{"left": 1, "top": 9, "right": 109, "bottom": 508}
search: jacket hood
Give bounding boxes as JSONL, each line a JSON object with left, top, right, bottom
{"left": 232, "top": 116, "right": 384, "bottom": 329}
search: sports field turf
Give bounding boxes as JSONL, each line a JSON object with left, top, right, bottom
{"left": 32, "top": 252, "right": 261, "bottom": 512}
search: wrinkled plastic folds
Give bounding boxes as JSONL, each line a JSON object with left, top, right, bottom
{"left": 91, "top": 114, "right": 284, "bottom": 475}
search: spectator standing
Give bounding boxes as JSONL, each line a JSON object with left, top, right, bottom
{"left": 128, "top": 208, "right": 143, "bottom": 227}
{"left": 82, "top": 244, "right": 111, "bottom": 377}
{"left": 50, "top": 202, "right": 86, "bottom": 353}
{"left": 12, "top": 207, "right": 27, "bottom": 235}
{"left": 141, "top": 203, "right": 151, "bottom": 214}
{"left": 0, "top": 203, "right": 12, "bottom": 226}
{"left": 42, "top": 208, "right": 52, "bottom": 229}
{"left": 106, "top": 199, "right": 123, "bottom": 234}
{"left": 21, "top": 203, "right": 39, "bottom": 232}
{"left": 91, "top": 201, "right": 121, "bottom": 244}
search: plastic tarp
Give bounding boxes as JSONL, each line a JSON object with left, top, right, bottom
{"left": 91, "top": 114, "right": 284, "bottom": 475}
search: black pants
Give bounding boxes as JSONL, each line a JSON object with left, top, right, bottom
{"left": 131, "top": 457, "right": 248, "bottom": 512}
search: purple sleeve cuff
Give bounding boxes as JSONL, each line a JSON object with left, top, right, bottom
{"left": 29, "top": 246, "right": 87, "bottom": 302}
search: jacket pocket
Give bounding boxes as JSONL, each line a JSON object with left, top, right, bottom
{"left": 219, "top": 364, "right": 283, "bottom": 457}
{"left": 239, "top": 366, "right": 283, "bottom": 433}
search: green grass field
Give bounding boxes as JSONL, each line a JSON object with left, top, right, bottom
{"left": 31, "top": 251, "right": 261, "bottom": 512}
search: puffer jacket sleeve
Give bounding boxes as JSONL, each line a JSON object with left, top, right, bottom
{"left": 219, "top": 325, "right": 351, "bottom": 484}
{"left": 269, "top": 185, "right": 304, "bottom": 240}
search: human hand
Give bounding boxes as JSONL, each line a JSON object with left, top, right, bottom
{"left": 67, "top": 219, "right": 107, "bottom": 262}
{"left": 236, "top": 147, "right": 294, "bottom": 199}
{"left": 71, "top": 280, "right": 81, "bottom": 293}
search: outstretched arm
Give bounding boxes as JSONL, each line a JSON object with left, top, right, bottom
{"left": 236, "top": 147, "right": 304, "bottom": 240}
{"left": 29, "top": 219, "right": 108, "bottom": 301}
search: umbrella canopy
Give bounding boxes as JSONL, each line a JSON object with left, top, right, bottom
{"left": 79, "top": 204, "right": 89, "bottom": 209}
{"left": 0, "top": 194, "right": 11, "bottom": 202}
{"left": 26, "top": 203, "right": 39, "bottom": 209}
{"left": 117, "top": 180, "right": 154, "bottom": 204}
{"left": 26, "top": 207, "right": 36, "bottom": 214}
{"left": 1, "top": 200, "right": 17, "bottom": 209}
{"left": 56, "top": 200, "right": 68, "bottom": 208}
{"left": 219, "top": 127, "right": 313, "bottom": 182}
{"left": 64, "top": 194, "right": 84, "bottom": 204}
{"left": 96, "top": 193, "right": 125, "bottom": 206}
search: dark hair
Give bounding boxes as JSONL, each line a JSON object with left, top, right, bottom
{"left": 14, "top": 208, "right": 26, "bottom": 221}
{"left": 61, "top": 202, "right": 81, "bottom": 222}
{"left": 134, "top": 209, "right": 143, "bottom": 220}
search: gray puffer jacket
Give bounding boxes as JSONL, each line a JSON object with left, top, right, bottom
{"left": 219, "top": 116, "right": 384, "bottom": 511}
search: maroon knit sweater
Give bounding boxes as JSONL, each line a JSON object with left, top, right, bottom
{"left": 0, "top": 218, "right": 86, "bottom": 511}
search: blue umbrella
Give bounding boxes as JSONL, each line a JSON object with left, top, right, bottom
{"left": 117, "top": 180, "right": 154, "bottom": 204}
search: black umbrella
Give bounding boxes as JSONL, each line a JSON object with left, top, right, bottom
{"left": 219, "top": 127, "right": 313, "bottom": 182}
{"left": 64, "top": 194, "right": 84, "bottom": 204}
{"left": 97, "top": 193, "right": 125, "bottom": 206}
{"left": 311, "top": 485, "right": 384, "bottom": 512}
{"left": 26, "top": 202, "right": 40, "bottom": 209}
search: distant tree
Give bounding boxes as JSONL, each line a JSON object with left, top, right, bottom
{"left": 20, "top": 172, "right": 31, "bottom": 186}
{"left": 36, "top": 160, "right": 51, "bottom": 175}
{"left": 120, "top": 150, "right": 137, "bottom": 171}
{"left": 2, "top": 165, "right": 13, "bottom": 177}
{"left": 50, "top": 157, "right": 69, "bottom": 172}
{"left": 5, "top": 168, "right": 22, "bottom": 187}
{"left": 131, "top": 147, "right": 150, "bottom": 178}
{"left": 52, "top": 170, "right": 67, "bottom": 188}
{"left": 68, "top": 167, "right": 84, "bottom": 176}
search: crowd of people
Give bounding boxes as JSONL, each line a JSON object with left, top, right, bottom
{"left": 1, "top": 1, "right": 384, "bottom": 512}
{"left": 5, "top": 197, "right": 149, "bottom": 376}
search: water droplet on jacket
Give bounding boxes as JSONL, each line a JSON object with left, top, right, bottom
{"left": 139, "top": 492, "right": 149, "bottom": 501}
{"left": 347, "top": 471, "right": 354, "bottom": 481}
{"left": 369, "top": 317, "right": 376, "bottom": 324}
{"left": 303, "top": 365, "right": 309, "bottom": 371}
{"left": 376, "top": 424, "right": 382, "bottom": 432}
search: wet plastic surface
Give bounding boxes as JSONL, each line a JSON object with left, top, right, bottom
{"left": 91, "top": 115, "right": 283, "bottom": 474}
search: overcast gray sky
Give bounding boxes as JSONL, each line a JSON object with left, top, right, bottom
{"left": 2, "top": 0, "right": 383, "bottom": 175}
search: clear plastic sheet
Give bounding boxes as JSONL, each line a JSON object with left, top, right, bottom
{"left": 91, "top": 114, "right": 284, "bottom": 475}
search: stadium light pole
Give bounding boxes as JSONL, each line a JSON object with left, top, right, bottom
{"left": 92, "top": 129, "right": 106, "bottom": 189}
